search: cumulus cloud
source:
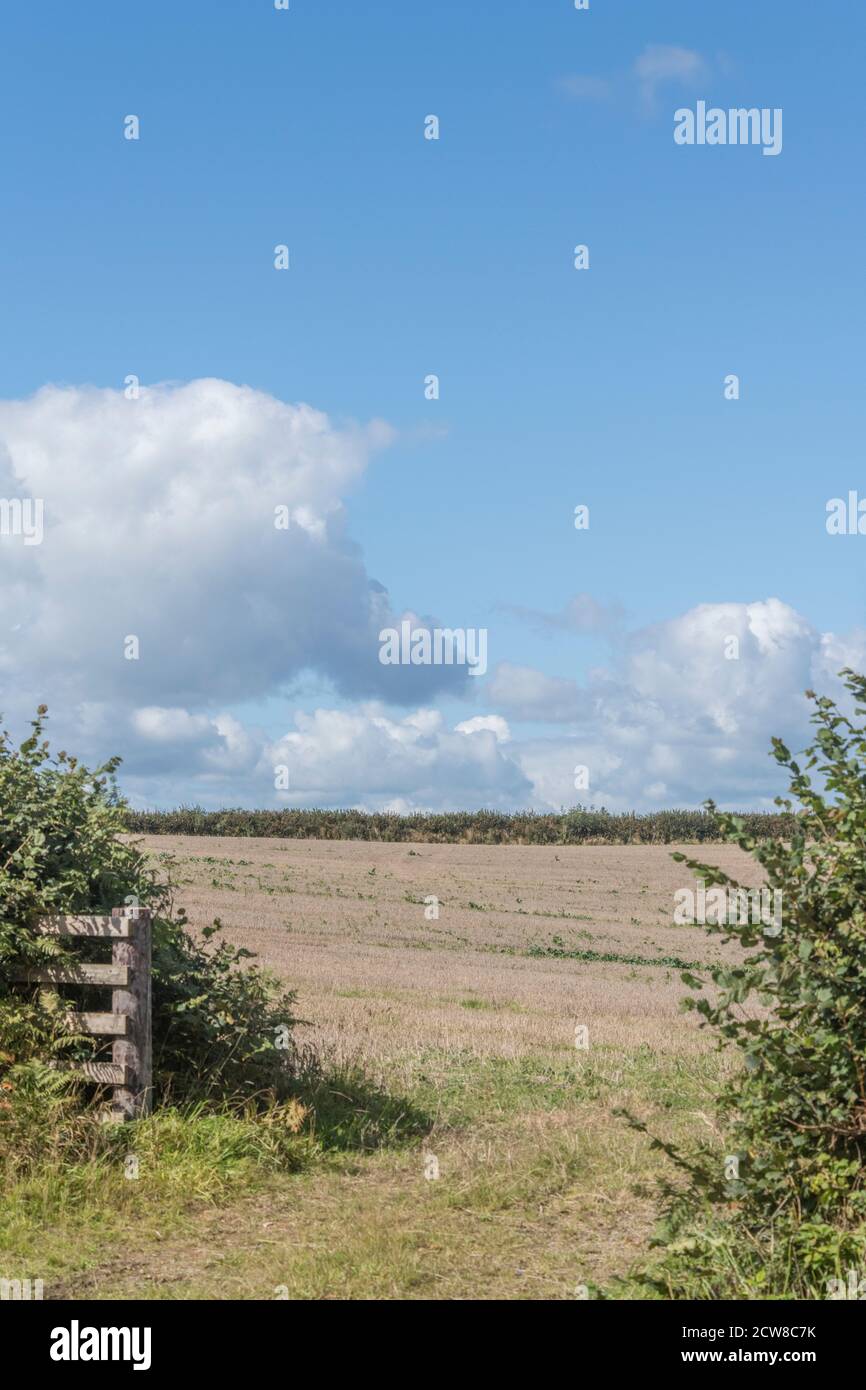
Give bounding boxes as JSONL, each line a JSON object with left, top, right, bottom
{"left": 623, "top": 599, "right": 816, "bottom": 737}
{"left": 1, "top": 385, "right": 860, "bottom": 816}
{"left": 0, "top": 379, "right": 472, "bottom": 730}
{"left": 82, "top": 597, "right": 866, "bottom": 812}
{"left": 117, "top": 704, "right": 530, "bottom": 812}
{"left": 485, "top": 599, "right": 864, "bottom": 811}
{"left": 455, "top": 715, "right": 511, "bottom": 742}
{"left": 268, "top": 707, "right": 528, "bottom": 808}
{"left": 486, "top": 663, "right": 588, "bottom": 723}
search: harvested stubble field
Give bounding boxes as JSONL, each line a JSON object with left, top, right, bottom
{"left": 15, "top": 835, "right": 757, "bottom": 1301}
{"left": 156, "top": 835, "right": 751, "bottom": 1068}
{"left": 142, "top": 835, "right": 754, "bottom": 1299}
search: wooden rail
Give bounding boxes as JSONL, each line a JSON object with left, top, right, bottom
{"left": 11, "top": 907, "right": 152, "bottom": 1121}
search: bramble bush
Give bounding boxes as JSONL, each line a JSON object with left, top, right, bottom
{"left": 624, "top": 670, "right": 866, "bottom": 1298}
{"left": 0, "top": 707, "right": 299, "bottom": 1140}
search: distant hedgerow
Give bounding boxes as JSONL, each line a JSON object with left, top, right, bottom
{"left": 123, "top": 805, "right": 798, "bottom": 846}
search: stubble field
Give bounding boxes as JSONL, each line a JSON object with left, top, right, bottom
{"left": 8, "top": 835, "right": 758, "bottom": 1300}
{"left": 158, "top": 835, "right": 751, "bottom": 1070}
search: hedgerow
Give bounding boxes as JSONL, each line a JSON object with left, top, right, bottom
{"left": 124, "top": 805, "right": 797, "bottom": 845}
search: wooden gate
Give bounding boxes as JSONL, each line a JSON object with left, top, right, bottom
{"left": 13, "top": 906, "right": 152, "bottom": 1120}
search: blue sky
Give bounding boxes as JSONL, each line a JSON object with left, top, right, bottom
{"left": 1, "top": 1, "right": 864, "bottom": 811}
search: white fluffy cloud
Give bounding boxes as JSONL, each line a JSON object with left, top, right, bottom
{"left": 2, "top": 380, "right": 861, "bottom": 813}
{"left": 0, "top": 379, "right": 469, "bottom": 724}
{"left": 268, "top": 707, "right": 527, "bottom": 807}
{"left": 454, "top": 715, "right": 511, "bottom": 742}
{"left": 117, "top": 704, "right": 530, "bottom": 811}
{"left": 111, "top": 598, "right": 866, "bottom": 813}
{"left": 487, "top": 599, "right": 866, "bottom": 811}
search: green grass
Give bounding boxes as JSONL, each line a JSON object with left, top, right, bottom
{"left": 0, "top": 1101, "right": 312, "bottom": 1275}
{"left": 0, "top": 1046, "right": 730, "bottom": 1299}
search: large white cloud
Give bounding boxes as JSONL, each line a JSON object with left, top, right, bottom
{"left": 487, "top": 599, "right": 866, "bottom": 811}
{"left": 111, "top": 599, "right": 866, "bottom": 813}
{"left": 116, "top": 704, "right": 530, "bottom": 812}
{"left": 2, "top": 381, "right": 862, "bottom": 813}
{"left": 267, "top": 707, "right": 528, "bottom": 808}
{"left": 0, "top": 379, "right": 469, "bottom": 722}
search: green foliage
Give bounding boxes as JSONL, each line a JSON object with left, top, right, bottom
{"left": 0, "top": 1096, "right": 313, "bottom": 1246}
{"left": 0, "top": 706, "right": 136, "bottom": 949}
{"left": 0, "top": 705, "right": 136, "bottom": 1091}
{"left": 0, "top": 709, "right": 298, "bottom": 1125}
{"left": 124, "top": 804, "right": 797, "bottom": 845}
{"left": 613, "top": 1217, "right": 866, "bottom": 1301}
{"left": 527, "top": 944, "right": 705, "bottom": 970}
{"left": 149, "top": 907, "right": 298, "bottom": 1103}
{"left": 631, "top": 670, "right": 866, "bottom": 1296}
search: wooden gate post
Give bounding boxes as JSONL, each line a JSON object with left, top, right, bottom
{"left": 110, "top": 907, "right": 152, "bottom": 1120}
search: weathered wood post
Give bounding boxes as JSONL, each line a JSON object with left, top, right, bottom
{"left": 110, "top": 907, "right": 152, "bottom": 1120}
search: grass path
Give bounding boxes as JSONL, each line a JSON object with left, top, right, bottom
{"left": 4, "top": 1047, "right": 725, "bottom": 1300}
{"left": 40, "top": 1119, "right": 655, "bottom": 1301}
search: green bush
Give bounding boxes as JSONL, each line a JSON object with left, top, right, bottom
{"left": 627, "top": 670, "right": 866, "bottom": 1297}
{"left": 0, "top": 708, "right": 298, "bottom": 1125}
